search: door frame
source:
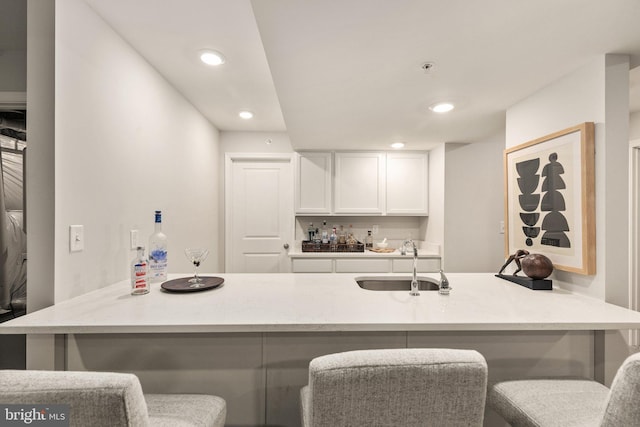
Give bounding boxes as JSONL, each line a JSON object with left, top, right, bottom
{"left": 224, "top": 153, "right": 294, "bottom": 273}
{"left": 630, "top": 139, "right": 640, "bottom": 346}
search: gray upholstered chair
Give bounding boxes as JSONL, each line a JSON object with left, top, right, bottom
{"left": 300, "top": 348, "right": 488, "bottom": 427}
{"left": 0, "top": 370, "right": 226, "bottom": 427}
{"left": 488, "top": 352, "right": 640, "bottom": 427}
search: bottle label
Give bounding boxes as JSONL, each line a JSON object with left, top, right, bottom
{"left": 131, "top": 262, "right": 149, "bottom": 291}
{"left": 150, "top": 249, "right": 167, "bottom": 262}
{"left": 149, "top": 249, "right": 168, "bottom": 279}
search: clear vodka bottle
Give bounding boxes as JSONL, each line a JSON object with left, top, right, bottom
{"left": 148, "top": 210, "right": 168, "bottom": 282}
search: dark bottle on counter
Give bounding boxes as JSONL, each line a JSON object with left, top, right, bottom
{"left": 307, "top": 223, "right": 315, "bottom": 241}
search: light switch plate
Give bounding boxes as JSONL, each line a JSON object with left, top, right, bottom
{"left": 130, "top": 229, "right": 139, "bottom": 249}
{"left": 69, "top": 225, "right": 84, "bottom": 252}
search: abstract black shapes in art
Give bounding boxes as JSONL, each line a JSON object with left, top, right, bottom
{"left": 540, "top": 153, "right": 571, "bottom": 248}
{"left": 515, "top": 158, "right": 540, "bottom": 246}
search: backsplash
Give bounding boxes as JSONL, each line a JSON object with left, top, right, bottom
{"left": 294, "top": 216, "right": 429, "bottom": 250}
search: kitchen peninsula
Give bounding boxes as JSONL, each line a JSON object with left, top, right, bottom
{"left": 4, "top": 273, "right": 640, "bottom": 426}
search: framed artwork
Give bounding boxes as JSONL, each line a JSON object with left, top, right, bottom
{"left": 504, "top": 122, "right": 595, "bottom": 275}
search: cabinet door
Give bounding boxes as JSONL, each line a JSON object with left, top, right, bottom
{"left": 334, "top": 152, "right": 385, "bottom": 214}
{"left": 335, "top": 258, "right": 390, "bottom": 273}
{"left": 295, "top": 152, "right": 332, "bottom": 214}
{"left": 292, "top": 259, "right": 333, "bottom": 273}
{"left": 392, "top": 258, "right": 441, "bottom": 273}
{"left": 386, "top": 152, "right": 428, "bottom": 215}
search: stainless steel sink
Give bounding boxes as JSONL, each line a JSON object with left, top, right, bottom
{"left": 356, "top": 276, "right": 440, "bottom": 291}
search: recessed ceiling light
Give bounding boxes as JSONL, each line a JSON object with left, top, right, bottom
{"left": 391, "top": 142, "right": 405, "bottom": 149}
{"left": 430, "top": 102, "right": 455, "bottom": 113}
{"left": 199, "top": 50, "right": 225, "bottom": 66}
{"left": 239, "top": 111, "right": 254, "bottom": 120}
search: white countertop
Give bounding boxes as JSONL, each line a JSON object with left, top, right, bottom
{"left": 288, "top": 249, "right": 440, "bottom": 258}
{"left": 3, "top": 273, "right": 640, "bottom": 334}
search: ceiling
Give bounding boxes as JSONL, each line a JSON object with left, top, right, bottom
{"left": 83, "top": 1, "right": 640, "bottom": 149}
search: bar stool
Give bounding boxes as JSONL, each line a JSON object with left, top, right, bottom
{"left": 0, "top": 370, "right": 226, "bottom": 427}
{"left": 300, "top": 348, "right": 488, "bottom": 427}
{"left": 488, "top": 352, "right": 640, "bottom": 427}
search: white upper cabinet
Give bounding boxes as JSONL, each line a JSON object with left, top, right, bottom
{"left": 295, "top": 151, "right": 429, "bottom": 216}
{"left": 294, "top": 152, "right": 332, "bottom": 214}
{"left": 334, "top": 152, "right": 386, "bottom": 214}
{"left": 386, "top": 152, "right": 429, "bottom": 215}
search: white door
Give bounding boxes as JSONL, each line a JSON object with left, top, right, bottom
{"left": 226, "top": 155, "right": 293, "bottom": 273}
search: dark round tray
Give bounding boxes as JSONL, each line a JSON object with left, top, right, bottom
{"left": 161, "top": 276, "right": 224, "bottom": 293}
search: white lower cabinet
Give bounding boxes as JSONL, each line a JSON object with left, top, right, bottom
{"left": 335, "top": 259, "right": 390, "bottom": 273}
{"left": 291, "top": 259, "right": 333, "bottom": 273}
{"left": 392, "top": 258, "right": 441, "bottom": 273}
{"left": 291, "top": 257, "right": 441, "bottom": 273}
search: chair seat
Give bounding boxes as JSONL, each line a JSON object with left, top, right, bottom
{"left": 145, "top": 394, "right": 226, "bottom": 427}
{"left": 0, "top": 370, "right": 226, "bottom": 427}
{"left": 488, "top": 378, "right": 608, "bottom": 427}
{"left": 301, "top": 348, "right": 488, "bottom": 427}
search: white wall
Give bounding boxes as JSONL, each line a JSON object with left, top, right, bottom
{"left": 444, "top": 133, "right": 505, "bottom": 272}
{"left": 425, "top": 144, "right": 444, "bottom": 258}
{"left": 220, "top": 131, "right": 293, "bottom": 154}
{"left": 506, "top": 54, "right": 632, "bottom": 383}
{"left": 506, "top": 55, "right": 630, "bottom": 301}
{"left": 54, "top": 0, "right": 221, "bottom": 301}
{"left": 631, "top": 111, "right": 640, "bottom": 140}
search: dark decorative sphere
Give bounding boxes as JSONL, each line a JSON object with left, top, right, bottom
{"left": 521, "top": 253, "right": 554, "bottom": 279}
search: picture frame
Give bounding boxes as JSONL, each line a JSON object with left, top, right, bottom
{"left": 503, "top": 122, "right": 595, "bottom": 275}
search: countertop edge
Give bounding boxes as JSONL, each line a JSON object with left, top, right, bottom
{"left": 0, "top": 322, "right": 634, "bottom": 335}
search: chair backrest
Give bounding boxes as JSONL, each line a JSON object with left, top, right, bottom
{"left": 306, "top": 348, "right": 488, "bottom": 427}
{"left": 600, "top": 352, "right": 640, "bottom": 427}
{"left": 0, "top": 370, "right": 150, "bottom": 427}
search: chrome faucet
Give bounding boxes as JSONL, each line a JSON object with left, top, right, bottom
{"left": 401, "top": 239, "right": 420, "bottom": 296}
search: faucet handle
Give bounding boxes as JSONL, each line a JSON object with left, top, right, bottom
{"left": 400, "top": 239, "right": 409, "bottom": 255}
{"left": 438, "top": 269, "right": 451, "bottom": 295}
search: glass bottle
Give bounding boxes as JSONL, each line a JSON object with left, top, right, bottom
{"left": 365, "top": 230, "right": 373, "bottom": 249}
{"left": 321, "top": 220, "right": 329, "bottom": 244}
{"left": 148, "top": 210, "right": 168, "bottom": 282}
{"left": 307, "top": 222, "right": 315, "bottom": 241}
{"left": 338, "top": 225, "right": 346, "bottom": 244}
{"left": 330, "top": 227, "right": 338, "bottom": 251}
{"left": 131, "top": 246, "right": 150, "bottom": 295}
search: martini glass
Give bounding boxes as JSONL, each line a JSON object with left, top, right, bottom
{"left": 184, "top": 248, "right": 209, "bottom": 288}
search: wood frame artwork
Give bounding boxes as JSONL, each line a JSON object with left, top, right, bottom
{"left": 504, "top": 122, "right": 595, "bottom": 275}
